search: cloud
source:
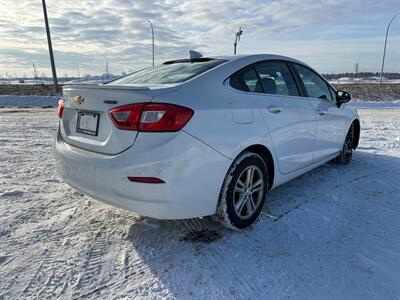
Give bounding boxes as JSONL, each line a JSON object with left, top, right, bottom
{"left": 0, "top": 0, "right": 399, "bottom": 76}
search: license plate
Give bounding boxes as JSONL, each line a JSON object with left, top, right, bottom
{"left": 76, "top": 112, "right": 99, "bottom": 136}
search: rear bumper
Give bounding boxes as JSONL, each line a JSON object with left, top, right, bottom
{"left": 54, "top": 130, "right": 231, "bottom": 219}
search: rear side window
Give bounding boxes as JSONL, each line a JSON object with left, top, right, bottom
{"left": 254, "top": 62, "right": 299, "bottom": 96}
{"left": 294, "top": 64, "right": 333, "bottom": 101}
{"left": 242, "top": 68, "right": 262, "bottom": 93}
{"left": 229, "top": 61, "right": 299, "bottom": 96}
{"left": 109, "top": 59, "right": 227, "bottom": 85}
{"left": 230, "top": 68, "right": 260, "bottom": 92}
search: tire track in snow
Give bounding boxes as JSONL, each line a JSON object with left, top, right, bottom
{"left": 16, "top": 204, "right": 102, "bottom": 298}
{"left": 205, "top": 242, "right": 265, "bottom": 299}
{"left": 73, "top": 263, "right": 153, "bottom": 299}
{"left": 71, "top": 231, "right": 109, "bottom": 295}
{"left": 22, "top": 248, "right": 71, "bottom": 299}
{"left": 0, "top": 202, "right": 81, "bottom": 298}
{"left": 73, "top": 245, "right": 181, "bottom": 298}
{"left": 74, "top": 218, "right": 224, "bottom": 298}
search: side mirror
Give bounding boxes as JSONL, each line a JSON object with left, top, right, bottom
{"left": 336, "top": 90, "right": 351, "bottom": 107}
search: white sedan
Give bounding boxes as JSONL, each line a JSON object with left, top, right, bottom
{"left": 55, "top": 53, "right": 360, "bottom": 229}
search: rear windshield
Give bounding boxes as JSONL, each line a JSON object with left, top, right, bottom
{"left": 109, "top": 59, "right": 227, "bottom": 85}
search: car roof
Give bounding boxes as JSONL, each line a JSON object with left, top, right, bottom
{"left": 211, "top": 54, "right": 305, "bottom": 64}
{"left": 164, "top": 54, "right": 304, "bottom": 65}
{"left": 162, "top": 54, "right": 311, "bottom": 75}
{"left": 207, "top": 54, "right": 319, "bottom": 78}
{"left": 159, "top": 54, "right": 320, "bottom": 87}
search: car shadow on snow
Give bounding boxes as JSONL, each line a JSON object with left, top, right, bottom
{"left": 264, "top": 150, "right": 400, "bottom": 221}
{"left": 117, "top": 150, "right": 400, "bottom": 298}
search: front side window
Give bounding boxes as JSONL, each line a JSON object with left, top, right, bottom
{"left": 294, "top": 64, "right": 333, "bottom": 101}
{"left": 229, "top": 61, "right": 299, "bottom": 96}
{"left": 328, "top": 85, "right": 337, "bottom": 101}
{"left": 109, "top": 59, "right": 227, "bottom": 85}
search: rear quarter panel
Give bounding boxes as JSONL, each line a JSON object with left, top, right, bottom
{"left": 151, "top": 65, "right": 278, "bottom": 182}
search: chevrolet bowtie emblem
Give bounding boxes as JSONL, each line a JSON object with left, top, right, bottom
{"left": 73, "top": 96, "right": 85, "bottom": 105}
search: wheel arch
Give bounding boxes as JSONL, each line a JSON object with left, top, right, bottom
{"left": 239, "top": 144, "right": 275, "bottom": 190}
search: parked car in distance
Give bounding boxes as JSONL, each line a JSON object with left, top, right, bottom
{"left": 55, "top": 52, "right": 360, "bottom": 229}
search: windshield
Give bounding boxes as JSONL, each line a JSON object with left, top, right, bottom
{"left": 109, "top": 59, "right": 227, "bottom": 85}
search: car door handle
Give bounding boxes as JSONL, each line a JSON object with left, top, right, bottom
{"left": 267, "top": 106, "right": 283, "bottom": 114}
{"left": 317, "top": 110, "right": 327, "bottom": 116}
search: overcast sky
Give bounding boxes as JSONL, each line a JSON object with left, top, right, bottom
{"left": 0, "top": 0, "right": 399, "bottom": 77}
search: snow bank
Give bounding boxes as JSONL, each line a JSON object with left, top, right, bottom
{"left": 0, "top": 95, "right": 58, "bottom": 108}
{"left": 351, "top": 101, "right": 400, "bottom": 109}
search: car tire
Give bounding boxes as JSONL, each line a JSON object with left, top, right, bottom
{"left": 334, "top": 123, "right": 355, "bottom": 165}
{"left": 213, "top": 152, "right": 268, "bottom": 230}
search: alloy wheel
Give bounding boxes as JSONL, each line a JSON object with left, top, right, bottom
{"left": 233, "top": 165, "right": 264, "bottom": 220}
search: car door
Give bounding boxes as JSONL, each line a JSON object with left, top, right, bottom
{"left": 232, "top": 61, "right": 317, "bottom": 174}
{"left": 292, "top": 63, "right": 349, "bottom": 161}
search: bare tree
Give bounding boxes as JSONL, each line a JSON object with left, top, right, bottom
{"left": 106, "top": 60, "right": 109, "bottom": 81}
{"left": 32, "top": 63, "right": 38, "bottom": 82}
{"left": 354, "top": 62, "right": 359, "bottom": 83}
{"left": 354, "top": 62, "right": 359, "bottom": 74}
{"left": 77, "top": 64, "right": 80, "bottom": 81}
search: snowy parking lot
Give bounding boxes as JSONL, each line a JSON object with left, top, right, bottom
{"left": 0, "top": 108, "right": 399, "bottom": 299}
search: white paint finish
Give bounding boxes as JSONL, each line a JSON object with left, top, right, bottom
{"left": 157, "top": 78, "right": 271, "bottom": 161}
{"left": 54, "top": 54, "right": 359, "bottom": 219}
{"left": 229, "top": 102, "right": 254, "bottom": 124}
{"left": 55, "top": 130, "right": 230, "bottom": 219}
{"left": 308, "top": 99, "right": 356, "bottom": 161}
{"left": 249, "top": 93, "right": 317, "bottom": 174}
{"left": 60, "top": 84, "right": 181, "bottom": 155}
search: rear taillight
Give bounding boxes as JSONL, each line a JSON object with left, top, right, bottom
{"left": 58, "top": 99, "right": 64, "bottom": 119}
{"left": 109, "top": 103, "right": 193, "bottom": 132}
{"left": 139, "top": 103, "right": 194, "bottom": 132}
{"left": 108, "top": 103, "right": 145, "bottom": 130}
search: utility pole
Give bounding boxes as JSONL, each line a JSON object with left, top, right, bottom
{"left": 234, "top": 27, "right": 243, "bottom": 55}
{"left": 380, "top": 14, "right": 398, "bottom": 83}
{"left": 41, "top": 0, "right": 59, "bottom": 92}
{"left": 147, "top": 20, "right": 155, "bottom": 66}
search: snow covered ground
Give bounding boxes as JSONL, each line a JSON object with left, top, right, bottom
{"left": 0, "top": 108, "right": 399, "bottom": 299}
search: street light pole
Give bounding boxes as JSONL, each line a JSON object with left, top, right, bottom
{"left": 233, "top": 27, "right": 243, "bottom": 55}
{"left": 147, "top": 20, "right": 154, "bottom": 67}
{"left": 41, "top": 0, "right": 59, "bottom": 92}
{"left": 380, "top": 14, "right": 398, "bottom": 83}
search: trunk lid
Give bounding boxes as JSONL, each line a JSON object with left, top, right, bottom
{"left": 60, "top": 84, "right": 180, "bottom": 155}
